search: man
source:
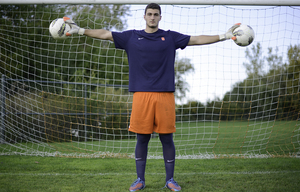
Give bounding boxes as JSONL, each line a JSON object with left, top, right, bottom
{"left": 64, "top": 3, "right": 239, "bottom": 191}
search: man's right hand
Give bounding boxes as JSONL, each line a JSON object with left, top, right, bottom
{"left": 219, "top": 23, "right": 241, "bottom": 41}
{"left": 63, "top": 17, "right": 85, "bottom": 36}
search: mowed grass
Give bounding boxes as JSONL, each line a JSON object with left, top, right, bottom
{"left": 1, "top": 121, "right": 299, "bottom": 158}
{"left": 0, "top": 121, "right": 299, "bottom": 191}
{"left": 0, "top": 155, "right": 299, "bottom": 192}
{"left": 175, "top": 120, "right": 299, "bottom": 157}
{"left": 49, "top": 120, "right": 299, "bottom": 157}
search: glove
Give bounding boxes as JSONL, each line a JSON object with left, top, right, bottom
{"left": 63, "top": 17, "right": 85, "bottom": 36}
{"left": 219, "top": 23, "right": 241, "bottom": 41}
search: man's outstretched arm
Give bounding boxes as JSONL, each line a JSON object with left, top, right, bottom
{"left": 188, "top": 35, "right": 220, "bottom": 46}
{"left": 188, "top": 23, "right": 241, "bottom": 46}
{"left": 63, "top": 17, "right": 113, "bottom": 41}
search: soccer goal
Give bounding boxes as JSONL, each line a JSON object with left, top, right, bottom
{"left": 0, "top": 0, "right": 299, "bottom": 158}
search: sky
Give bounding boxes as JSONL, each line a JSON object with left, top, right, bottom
{"left": 123, "top": 4, "right": 300, "bottom": 104}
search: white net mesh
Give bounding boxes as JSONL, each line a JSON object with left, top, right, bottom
{"left": 0, "top": 4, "right": 299, "bottom": 158}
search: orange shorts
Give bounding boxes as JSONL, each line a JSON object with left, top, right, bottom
{"left": 129, "top": 92, "right": 176, "bottom": 134}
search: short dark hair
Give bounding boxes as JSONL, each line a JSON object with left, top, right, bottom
{"left": 145, "top": 3, "right": 161, "bottom": 15}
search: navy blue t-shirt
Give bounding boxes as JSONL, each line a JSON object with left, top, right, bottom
{"left": 112, "top": 29, "right": 190, "bottom": 92}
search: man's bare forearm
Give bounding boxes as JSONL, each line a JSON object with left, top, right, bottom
{"left": 84, "top": 29, "right": 113, "bottom": 41}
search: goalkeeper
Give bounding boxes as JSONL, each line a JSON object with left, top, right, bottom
{"left": 64, "top": 3, "right": 239, "bottom": 191}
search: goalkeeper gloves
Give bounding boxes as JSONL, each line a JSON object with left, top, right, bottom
{"left": 219, "top": 23, "right": 241, "bottom": 41}
{"left": 63, "top": 17, "right": 85, "bottom": 36}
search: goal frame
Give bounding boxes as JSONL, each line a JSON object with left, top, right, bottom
{"left": 1, "top": 0, "right": 299, "bottom": 159}
{"left": 3, "top": 0, "right": 300, "bottom": 5}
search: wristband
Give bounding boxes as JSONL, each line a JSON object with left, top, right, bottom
{"left": 219, "top": 34, "right": 226, "bottom": 41}
{"left": 78, "top": 28, "right": 85, "bottom": 35}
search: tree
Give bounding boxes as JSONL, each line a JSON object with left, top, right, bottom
{"left": 284, "top": 45, "right": 300, "bottom": 118}
{"left": 49, "top": 5, "right": 130, "bottom": 88}
{"left": 266, "top": 47, "right": 283, "bottom": 73}
{"left": 0, "top": 5, "right": 67, "bottom": 80}
{"left": 0, "top": 4, "right": 132, "bottom": 142}
{"left": 286, "top": 44, "right": 300, "bottom": 94}
{"left": 222, "top": 43, "right": 299, "bottom": 120}
{"left": 243, "top": 42, "right": 265, "bottom": 78}
{"left": 174, "top": 56, "right": 194, "bottom": 100}
{"left": 176, "top": 100, "right": 205, "bottom": 121}
{"left": 176, "top": 43, "right": 300, "bottom": 122}
{"left": 0, "top": 4, "right": 130, "bottom": 83}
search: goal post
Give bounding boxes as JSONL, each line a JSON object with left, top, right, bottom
{"left": 3, "top": 0, "right": 300, "bottom": 5}
{"left": 0, "top": 1, "right": 299, "bottom": 158}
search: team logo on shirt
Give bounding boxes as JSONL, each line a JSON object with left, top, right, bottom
{"left": 161, "top": 37, "right": 165, "bottom": 41}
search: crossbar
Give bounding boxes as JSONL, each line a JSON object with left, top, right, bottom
{"left": 2, "top": 0, "right": 300, "bottom": 6}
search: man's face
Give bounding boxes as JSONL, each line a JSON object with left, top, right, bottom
{"left": 144, "top": 9, "right": 161, "bottom": 29}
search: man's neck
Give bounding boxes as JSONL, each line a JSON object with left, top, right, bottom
{"left": 144, "top": 27, "right": 159, "bottom": 33}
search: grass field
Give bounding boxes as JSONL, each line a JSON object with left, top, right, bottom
{"left": 0, "top": 120, "right": 299, "bottom": 160}
{"left": 2, "top": 121, "right": 295, "bottom": 158}
{"left": 0, "top": 155, "right": 299, "bottom": 191}
{"left": 0, "top": 121, "right": 299, "bottom": 191}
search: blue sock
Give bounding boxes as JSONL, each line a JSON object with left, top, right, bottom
{"left": 135, "top": 134, "right": 151, "bottom": 181}
{"left": 159, "top": 133, "right": 175, "bottom": 182}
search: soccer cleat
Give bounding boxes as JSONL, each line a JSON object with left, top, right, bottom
{"left": 129, "top": 178, "right": 145, "bottom": 191}
{"left": 165, "top": 178, "right": 181, "bottom": 191}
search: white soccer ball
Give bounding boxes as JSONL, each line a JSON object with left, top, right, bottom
{"left": 49, "top": 18, "right": 70, "bottom": 40}
{"left": 233, "top": 24, "right": 255, "bottom": 47}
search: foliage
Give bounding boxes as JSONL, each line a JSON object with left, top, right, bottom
{"left": 0, "top": 4, "right": 130, "bottom": 83}
{"left": 177, "top": 43, "right": 300, "bottom": 121}
{"left": 221, "top": 43, "right": 300, "bottom": 121}
{"left": 175, "top": 56, "right": 194, "bottom": 100}
{"left": 286, "top": 44, "right": 300, "bottom": 94}
{"left": 0, "top": 4, "right": 192, "bottom": 96}
{"left": 3, "top": 83, "right": 133, "bottom": 142}
{"left": 0, "top": 5, "right": 65, "bottom": 79}
{"left": 0, "top": 4, "right": 133, "bottom": 142}
{"left": 176, "top": 100, "right": 205, "bottom": 121}
{"left": 243, "top": 42, "right": 265, "bottom": 78}
{"left": 0, "top": 4, "right": 196, "bottom": 142}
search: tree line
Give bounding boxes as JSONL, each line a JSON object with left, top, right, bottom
{"left": 0, "top": 4, "right": 193, "bottom": 141}
{"left": 177, "top": 43, "right": 300, "bottom": 122}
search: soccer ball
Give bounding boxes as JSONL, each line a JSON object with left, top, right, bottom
{"left": 49, "top": 18, "right": 70, "bottom": 40}
{"left": 233, "top": 24, "right": 255, "bottom": 47}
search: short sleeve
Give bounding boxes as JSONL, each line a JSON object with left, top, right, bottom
{"left": 112, "top": 30, "right": 133, "bottom": 50}
{"left": 169, "top": 31, "right": 190, "bottom": 50}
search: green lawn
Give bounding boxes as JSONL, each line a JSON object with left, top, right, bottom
{"left": 0, "top": 156, "right": 299, "bottom": 191}
{"left": 61, "top": 120, "right": 299, "bottom": 157}
{"left": 1, "top": 121, "right": 298, "bottom": 158}
{"left": 0, "top": 121, "right": 299, "bottom": 191}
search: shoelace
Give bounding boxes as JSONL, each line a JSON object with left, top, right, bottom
{"left": 161, "top": 178, "right": 179, "bottom": 190}
{"left": 131, "top": 178, "right": 143, "bottom": 187}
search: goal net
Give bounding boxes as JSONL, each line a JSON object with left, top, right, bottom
{"left": 0, "top": 3, "right": 299, "bottom": 158}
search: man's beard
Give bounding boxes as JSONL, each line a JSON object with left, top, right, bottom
{"left": 147, "top": 21, "right": 158, "bottom": 29}
{"left": 150, "top": 25, "right": 156, "bottom": 28}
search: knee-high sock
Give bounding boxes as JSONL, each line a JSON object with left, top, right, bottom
{"left": 135, "top": 133, "right": 151, "bottom": 181}
{"left": 159, "top": 133, "right": 175, "bottom": 182}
